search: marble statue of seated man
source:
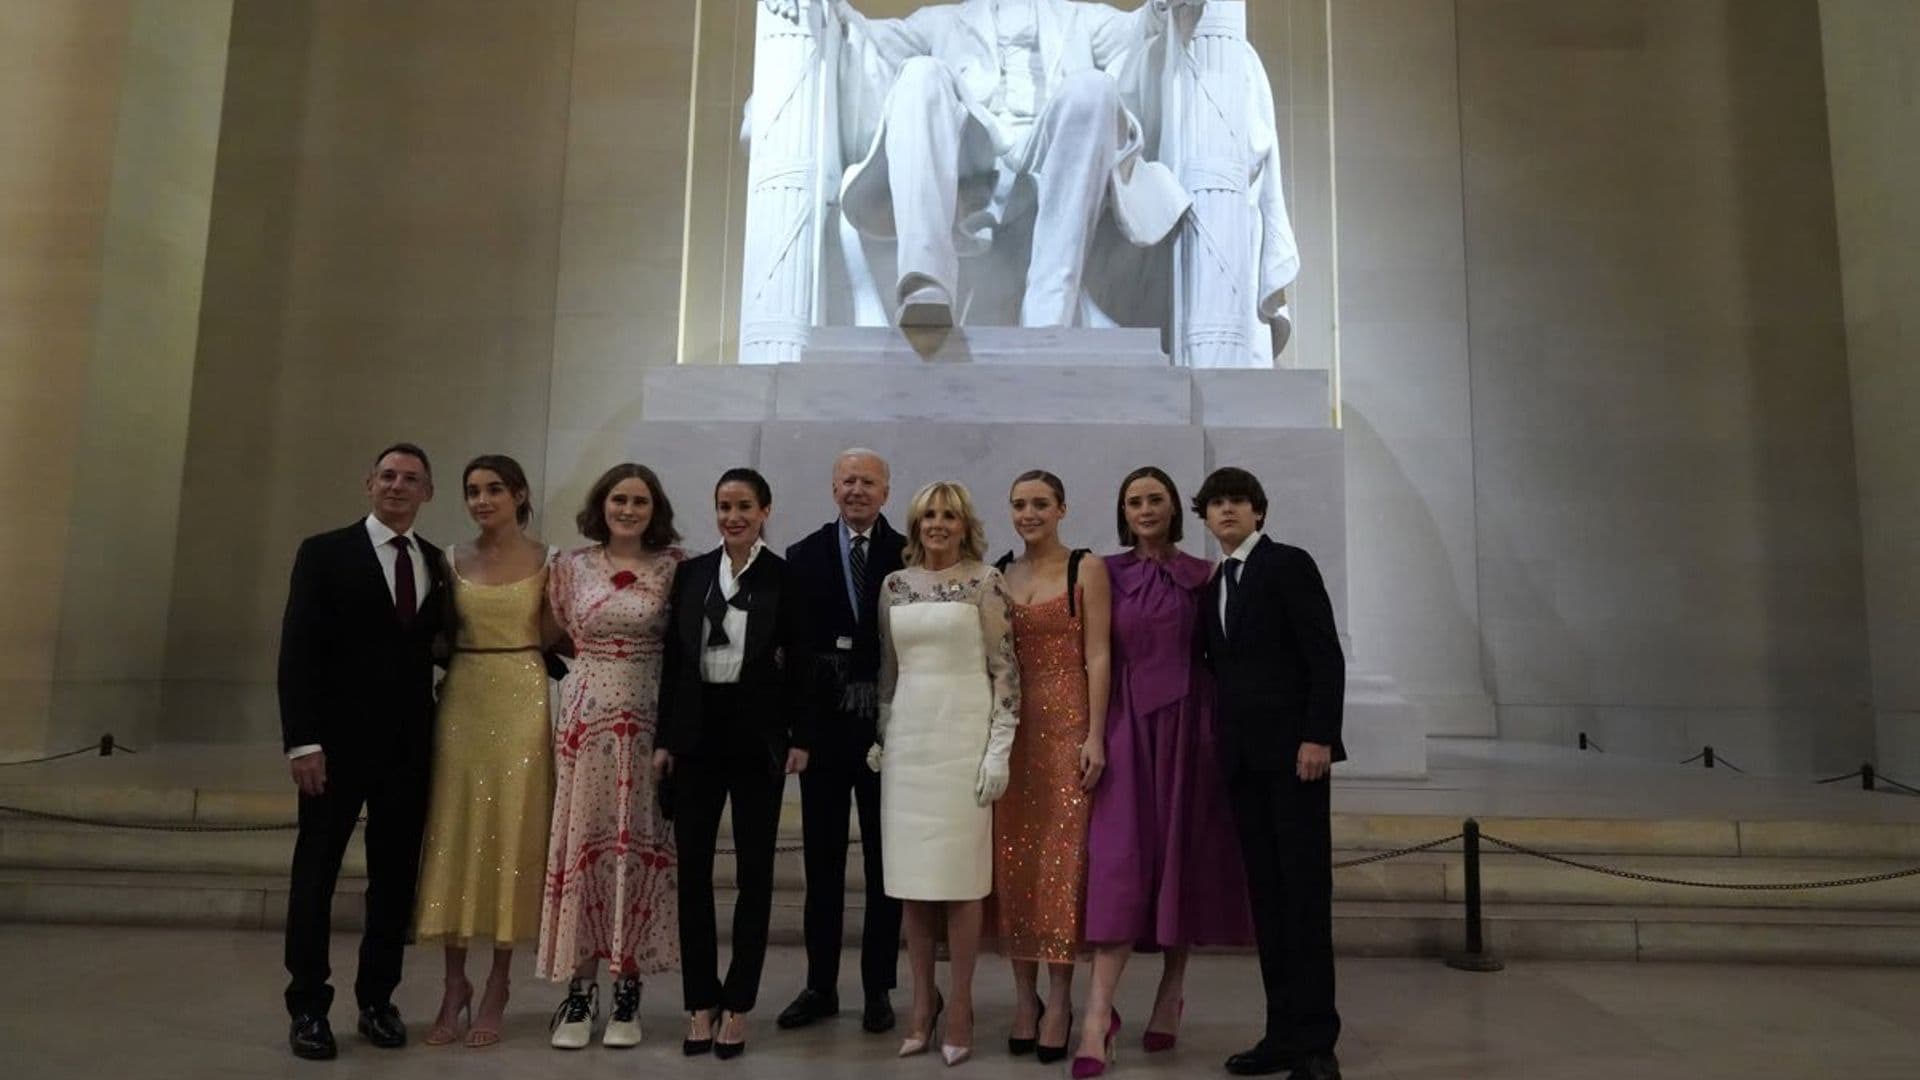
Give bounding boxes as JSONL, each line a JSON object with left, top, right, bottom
{"left": 770, "top": 0, "right": 1205, "bottom": 329}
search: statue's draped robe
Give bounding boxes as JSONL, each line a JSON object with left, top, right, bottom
{"left": 819, "top": 0, "right": 1299, "bottom": 353}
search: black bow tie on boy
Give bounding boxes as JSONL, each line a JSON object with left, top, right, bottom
{"left": 705, "top": 578, "right": 752, "bottom": 646}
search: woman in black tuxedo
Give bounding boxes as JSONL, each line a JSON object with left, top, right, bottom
{"left": 654, "top": 467, "right": 814, "bottom": 1060}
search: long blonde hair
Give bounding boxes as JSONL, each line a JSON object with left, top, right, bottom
{"left": 903, "top": 480, "right": 988, "bottom": 566}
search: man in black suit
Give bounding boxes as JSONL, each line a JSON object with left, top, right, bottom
{"left": 279, "top": 443, "right": 449, "bottom": 1060}
{"left": 775, "top": 448, "right": 906, "bottom": 1034}
{"left": 1196, "top": 467, "right": 1345, "bottom": 1080}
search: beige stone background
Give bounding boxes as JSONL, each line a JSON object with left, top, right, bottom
{"left": 1, "top": 0, "right": 1914, "bottom": 780}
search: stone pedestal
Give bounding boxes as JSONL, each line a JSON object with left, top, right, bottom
{"left": 633, "top": 328, "right": 1426, "bottom": 778}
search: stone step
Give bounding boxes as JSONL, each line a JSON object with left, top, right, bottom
{"left": 6, "top": 868, "right": 1918, "bottom": 964}
{"left": 5, "top": 813, "right": 1917, "bottom": 912}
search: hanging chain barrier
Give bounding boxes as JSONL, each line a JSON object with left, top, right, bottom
{"left": 0, "top": 734, "right": 137, "bottom": 767}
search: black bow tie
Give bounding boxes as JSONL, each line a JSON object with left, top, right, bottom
{"left": 705, "top": 578, "right": 752, "bottom": 647}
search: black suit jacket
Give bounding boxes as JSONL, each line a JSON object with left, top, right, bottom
{"left": 659, "top": 546, "right": 816, "bottom": 760}
{"left": 784, "top": 516, "right": 906, "bottom": 753}
{"left": 277, "top": 520, "right": 450, "bottom": 756}
{"left": 1201, "top": 535, "right": 1347, "bottom": 774}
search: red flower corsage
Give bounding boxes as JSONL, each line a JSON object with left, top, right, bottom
{"left": 610, "top": 569, "right": 638, "bottom": 589}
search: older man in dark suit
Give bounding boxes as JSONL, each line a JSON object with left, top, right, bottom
{"left": 775, "top": 449, "right": 906, "bottom": 1034}
{"left": 1197, "top": 466, "right": 1345, "bottom": 1080}
{"left": 279, "top": 443, "right": 449, "bottom": 1060}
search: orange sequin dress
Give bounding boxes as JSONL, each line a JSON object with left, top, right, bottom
{"left": 991, "top": 591, "right": 1090, "bottom": 962}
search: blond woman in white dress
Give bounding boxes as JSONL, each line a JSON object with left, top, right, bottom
{"left": 872, "top": 480, "right": 1019, "bottom": 1066}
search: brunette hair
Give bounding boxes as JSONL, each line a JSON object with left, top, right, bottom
{"left": 903, "top": 480, "right": 988, "bottom": 566}
{"left": 715, "top": 467, "right": 773, "bottom": 507}
{"left": 577, "top": 463, "right": 680, "bottom": 548}
{"left": 1008, "top": 469, "right": 1065, "bottom": 504}
{"left": 1115, "top": 466, "right": 1184, "bottom": 546}
{"left": 1190, "top": 466, "right": 1268, "bottom": 527}
{"left": 462, "top": 454, "right": 533, "bottom": 526}
{"left": 371, "top": 441, "right": 432, "bottom": 478}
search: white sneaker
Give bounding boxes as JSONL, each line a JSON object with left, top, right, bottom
{"left": 603, "top": 975, "right": 643, "bottom": 1048}
{"left": 898, "top": 282, "right": 954, "bottom": 328}
{"left": 549, "top": 979, "right": 597, "bottom": 1050}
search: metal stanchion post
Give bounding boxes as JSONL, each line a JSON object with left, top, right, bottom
{"left": 97, "top": 734, "right": 115, "bottom": 757}
{"left": 1703, "top": 745, "right": 1716, "bottom": 769}
{"left": 1445, "top": 818, "right": 1503, "bottom": 972}
{"left": 1863, "top": 763, "right": 1876, "bottom": 792}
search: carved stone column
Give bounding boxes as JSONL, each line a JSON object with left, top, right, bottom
{"left": 739, "top": 3, "right": 827, "bottom": 365}
{"left": 1173, "top": 1, "right": 1257, "bottom": 369}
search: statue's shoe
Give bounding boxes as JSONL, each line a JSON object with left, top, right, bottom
{"left": 899, "top": 284, "right": 954, "bottom": 328}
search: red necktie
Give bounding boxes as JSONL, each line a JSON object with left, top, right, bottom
{"left": 390, "top": 536, "right": 416, "bottom": 623}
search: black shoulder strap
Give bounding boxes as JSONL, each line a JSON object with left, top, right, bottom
{"left": 1067, "top": 549, "right": 1088, "bottom": 618}
{"left": 994, "top": 551, "right": 1014, "bottom": 573}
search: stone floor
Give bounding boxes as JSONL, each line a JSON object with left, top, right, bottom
{"left": 3, "top": 926, "right": 1916, "bottom": 1079}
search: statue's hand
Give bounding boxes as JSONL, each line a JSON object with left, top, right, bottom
{"left": 763, "top": 0, "right": 804, "bottom": 23}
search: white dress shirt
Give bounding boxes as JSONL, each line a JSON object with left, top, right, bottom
{"left": 701, "top": 540, "right": 767, "bottom": 684}
{"left": 287, "top": 515, "right": 432, "bottom": 760}
{"left": 1219, "top": 531, "right": 1264, "bottom": 634}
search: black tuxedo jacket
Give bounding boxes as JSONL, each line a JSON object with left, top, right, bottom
{"left": 1200, "top": 535, "right": 1347, "bottom": 775}
{"left": 784, "top": 516, "right": 906, "bottom": 751}
{"left": 659, "top": 546, "right": 816, "bottom": 760}
{"left": 276, "top": 520, "right": 450, "bottom": 756}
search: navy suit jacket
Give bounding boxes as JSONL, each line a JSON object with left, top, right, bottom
{"left": 784, "top": 515, "right": 906, "bottom": 753}
{"left": 276, "top": 521, "right": 449, "bottom": 756}
{"left": 1200, "top": 535, "right": 1347, "bottom": 775}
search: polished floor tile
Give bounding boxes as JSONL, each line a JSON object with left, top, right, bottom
{"left": 2, "top": 926, "right": 1915, "bottom": 1079}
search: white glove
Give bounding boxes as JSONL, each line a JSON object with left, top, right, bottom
{"left": 975, "top": 755, "right": 1009, "bottom": 806}
{"left": 866, "top": 743, "right": 884, "bottom": 773}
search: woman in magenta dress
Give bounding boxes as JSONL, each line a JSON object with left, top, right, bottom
{"left": 1073, "top": 466, "right": 1253, "bottom": 1077}
{"left": 538, "top": 464, "right": 685, "bottom": 1051}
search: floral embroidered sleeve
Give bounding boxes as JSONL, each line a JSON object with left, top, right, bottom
{"left": 874, "top": 572, "right": 901, "bottom": 750}
{"left": 975, "top": 567, "right": 1020, "bottom": 797}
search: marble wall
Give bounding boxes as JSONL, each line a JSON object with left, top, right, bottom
{"left": 160, "top": 0, "right": 582, "bottom": 742}
{"left": 0, "top": 1, "right": 134, "bottom": 754}
{"left": 1819, "top": 0, "right": 1920, "bottom": 779}
{"left": 51, "top": 0, "right": 234, "bottom": 752}
{"left": 1457, "top": 0, "right": 1872, "bottom": 773}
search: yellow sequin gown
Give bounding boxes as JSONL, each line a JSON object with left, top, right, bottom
{"left": 991, "top": 590, "right": 1091, "bottom": 962}
{"left": 413, "top": 560, "right": 555, "bottom": 946}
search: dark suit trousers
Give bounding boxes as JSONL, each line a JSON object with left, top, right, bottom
{"left": 798, "top": 728, "right": 900, "bottom": 998}
{"left": 675, "top": 684, "right": 786, "bottom": 1014}
{"left": 1227, "top": 767, "right": 1340, "bottom": 1056}
{"left": 283, "top": 744, "right": 430, "bottom": 1018}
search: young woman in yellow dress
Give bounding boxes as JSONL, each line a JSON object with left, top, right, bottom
{"left": 414, "top": 454, "right": 561, "bottom": 1047}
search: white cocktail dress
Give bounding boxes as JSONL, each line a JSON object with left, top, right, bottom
{"left": 874, "top": 562, "right": 1020, "bottom": 901}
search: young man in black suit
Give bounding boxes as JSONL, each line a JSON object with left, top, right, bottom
{"left": 1196, "top": 467, "right": 1345, "bottom": 1080}
{"left": 279, "top": 443, "right": 449, "bottom": 1060}
{"left": 775, "top": 448, "right": 906, "bottom": 1035}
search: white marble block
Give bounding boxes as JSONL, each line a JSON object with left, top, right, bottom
{"left": 628, "top": 330, "right": 1425, "bottom": 778}
{"left": 805, "top": 326, "right": 1171, "bottom": 367}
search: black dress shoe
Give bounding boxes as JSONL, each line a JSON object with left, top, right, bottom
{"left": 357, "top": 1003, "right": 408, "bottom": 1049}
{"left": 861, "top": 992, "right": 896, "bottom": 1034}
{"left": 1287, "top": 1053, "right": 1340, "bottom": 1080}
{"left": 289, "top": 1014, "right": 337, "bottom": 1060}
{"left": 777, "top": 988, "right": 840, "bottom": 1030}
{"left": 1225, "top": 1042, "right": 1295, "bottom": 1076}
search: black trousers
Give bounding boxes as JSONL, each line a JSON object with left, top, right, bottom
{"left": 283, "top": 744, "right": 430, "bottom": 1018}
{"left": 798, "top": 733, "right": 900, "bottom": 999}
{"left": 675, "top": 684, "right": 787, "bottom": 1014}
{"left": 1227, "top": 767, "right": 1340, "bottom": 1057}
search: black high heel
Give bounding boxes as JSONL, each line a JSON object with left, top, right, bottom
{"left": 714, "top": 1010, "right": 748, "bottom": 1060}
{"left": 1036, "top": 1006, "right": 1073, "bottom": 1064}
{"left": 1008, "top": 994, "right": 1045, "bottom": 1056}
{"left": 683, "top": 1008, "right": 719, "bottom": 1056}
